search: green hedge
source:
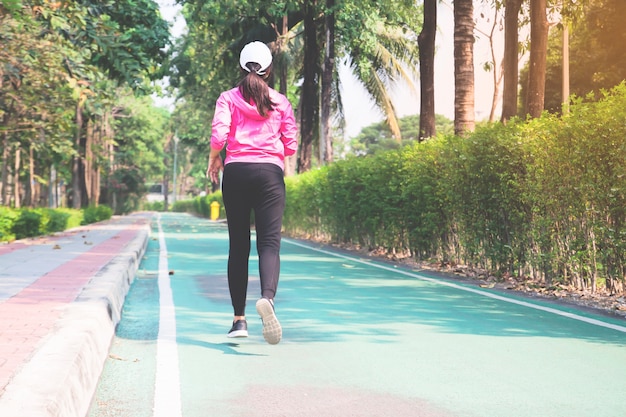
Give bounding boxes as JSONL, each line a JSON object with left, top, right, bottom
{"left": 171, "top": 192, "right": 226, "bottom": 219}
{"left": 0, "top": 206, "right": 19, "bottom": 241}
{"left": 82, "top": 205, "right": 113, "bottom": 225}
{"left": 283, "top": 83, "right": 626, "bottom": 293}
{"left": 0, "top": 205, "right": 112, "bottom": 242}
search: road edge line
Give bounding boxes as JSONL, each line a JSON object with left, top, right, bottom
{"left": 153, "top": 214, "right": 183, "bottom": 417}
{"left": 283, "top": 238, "right": 626, "bottom": 334}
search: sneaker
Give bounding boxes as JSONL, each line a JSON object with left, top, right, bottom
{"left": 227, "top": 319, "right": 248, "bottom": 338}
{"left": 256, "top": 298, "right": 282, "bottom": 345}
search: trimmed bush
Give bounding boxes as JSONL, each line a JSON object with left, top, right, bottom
{"left": 0, "top": 206, "right": 19, "bottom": 242}
{"left": 0, "top": 206, "right": 106, "bottom": 241}
{"left": 82, "top": 205, "right": 113, "bottom": 225}
{"left": 282, "top": 83, "right": 626, "bottom": 292}
{"left": 143, "top": 201, "right": 165, "bottom": 212}
{"left": 171, "top": 199, "right": 196, "bottom": 213}
{"left": 171, "top": 192, "right": 226, "bottom": 219}
{"left": 41, "top": 209, "right": 67, "bottom": 233}
{"left": 12, "top": 209, "right": 42, "bottom": 240}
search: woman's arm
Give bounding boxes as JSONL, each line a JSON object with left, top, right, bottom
{"left": 207, "top": 147, "right": 223, "bottom": 184}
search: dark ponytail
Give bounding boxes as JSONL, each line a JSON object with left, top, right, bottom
{"left": 238, "top": 62, "right": 276, "bottom": 117}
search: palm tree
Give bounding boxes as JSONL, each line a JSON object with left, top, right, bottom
{"left": 173, "top": 0, "right": 421, "bottom": 172}
{"left": 418, "top": 0, "right": 437, "bottom": 140}
{"left": 320, "top": 0, "right": 336, "bottom": 165}
{"left": 277, "top": 2, "right": 421, "bottom": 171}
{"left": 526, "top": 0, "right": 548, "bottom": 118}
{"left": 501, "top": 0, "right": 523, "bottom": 122}
{"left": 346, "top": 22, "right": 420, "bottom": 141}
{"left": 298, "top": 0, "right": 320, "bottom": 173}
{"left": 454, "top": 0, "right": 475, "bottom": 136}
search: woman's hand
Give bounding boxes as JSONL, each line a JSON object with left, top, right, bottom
{"left": 207, "top": 151, "right": 224, "bottom": 184}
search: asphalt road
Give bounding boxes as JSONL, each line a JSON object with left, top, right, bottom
{"left": 88, "top": 212, "right": 626, "bottom": 417}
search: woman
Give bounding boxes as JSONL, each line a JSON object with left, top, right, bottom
{"left": 207, "top": 41, "right": 298, "bottom": 345}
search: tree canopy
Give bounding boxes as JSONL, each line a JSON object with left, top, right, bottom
{"left": 349, "top": 114, "right": 453, "bottom": 156}
{"left": 2, "top": 0, "right": 626, "bottom": 211}
{"left": 1, "top": 0, "right": 171, "bottom": 211}
{"left": 519, "top": 0, "right": 626, "bottom": 114}
{"left": 170, "top": 0, "right": 423, "bottom": 173}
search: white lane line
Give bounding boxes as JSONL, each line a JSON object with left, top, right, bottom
{"left": 283, "top": 239, "right": 626, "bottom": 334}
{"left": 153, "top": 214, "right": 182, "bottom": 417}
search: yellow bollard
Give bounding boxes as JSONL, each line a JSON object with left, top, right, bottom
{"left": 210, "top": 201, "right": 220, "bottom": 220}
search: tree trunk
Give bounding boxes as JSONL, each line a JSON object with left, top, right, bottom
{"left": 279, "top": 15, "right": 289, "bottom": 96}
{"left": 298, "top": 0, "right": 319, "bottom": 173}
{"left": 28, "top": 144, "right": 35, "bottom": 207}
{"left": 276, "top": 14, "right": 297, "bottom": 176}
{"left": 104, "top": 110, "right": 115, "bottom": 206}
{"left": 79, "top": 126, "right": 89, "bottom": 207}
{"left": 163, "top": 134, "right": 171, "bottom": 212}
{"left": 49, "top": 164, "right": 57, "bottom": 208}
{"left": 454, "top": 0, "right": 475, "bottom": 136}
{"left": 562, "top": 22, "right": 570, "bottom": 114}
{"left": 84, "top": 118, "right": 94, "bottom": 205}
{"left": 93, "top": 117, "right": 102, "bottom": 205}
{"left": 526, "top": 0, "right": 549, "bottom": 118}
{"left": 501, "top": 0, "right": 522, "bottom": 122}
{"left": 489, "top": 62, "right": 505, "bottom": 122}
{"left": 1, "top": 132, "right": 9, "bottom": 205}
{"left": 14, "top": 145, "right": 20, "bottom": 209}
{"left": 72, "top": 101, "right": 83, "bottom": 208}
{"left": 163, "top": 173, "right": 169, "bottom": 212}
{"left": 320, "top": 0, "right": 335, "bottom": 164}
{"left": 85, "top": 116, "right": 101, "bottom": 206}
{"left": 484, "top": 7, "right": 504, "bottom": 122}
{"left": 418, "top": 0, "right": 437, "bottom": 140}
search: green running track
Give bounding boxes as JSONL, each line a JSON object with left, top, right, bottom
{"left": 89, "top": 212, "right": 626, "bottom": 417}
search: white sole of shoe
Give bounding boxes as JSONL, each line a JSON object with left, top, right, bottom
{"left": 227, "top": 330, "right": 248, "bottom": 338}
{"left": 256, "top": 298, "right": 282, "bottom": 345}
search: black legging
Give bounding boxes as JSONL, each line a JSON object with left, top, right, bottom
{"left": 222, "top": 162, "right": 285, "bottom": 317}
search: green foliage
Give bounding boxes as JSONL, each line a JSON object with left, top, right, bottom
{"left": 172, "top": 0, "right": 427, "bottom": 176}
{"left": 339, "top": 0, "right": 423, "bottom": 138}
{"left": 0, "top": 4, "right": 77, "bottom": 165}
{"left": 0, "top": 207, "right": 19, "bottom": 242}
{"left": 171, "top": 199, "right": 196, "bottom": 213}
{"left": 11, "top": 209, "right": 42, "bottom": 240}
{"left": 112, "top": 96, "right": 169, "bottom": 178}
{"left": 143, "top": 201, "right": 165, "bottom": 212}
{"left": 443, "top": 123, "right": 531, "bottom": 272}
{"left": 349, "top": 114, "right": 454, "bottom": 156}
{"left": 108, "top": 166, "right": 147, "bottom": 215}
{"left": 171, "top": 192, "right": 226, "bottom": 219}
{"left": 284, "top": 168, "right": 329, "bottom": 238}
{"left": 41, "top": 209, "right": 71, "bottom": 233}
{"left": 103, "top": 94, "right": 170, "bottom": 213}
{"left": 33, "top": 208, "right": 83, "bottom": 233}
{"left": 0, "top": 205, "right": 107, "bottom": 241}
{"left": 398, "top": 137, "right": 452, "bottom": 260}
{"left": 35, "top": 0, "right": 171, "bottom": 89}
{"left": 82, "top": 205, "right": 113, "bottom": 225}
{"left": 283, "top": 84, "right": 626, "bottom": 291}
{"left": 1, "top": 1, "right": 172, "bottom": 212}
{"left": 521, "top": 0, "right": 626, "bottom": 114}
{"left": 0, "top": 0, "right": 23, "bottom": 15}
{"left": 62, "top": 208, "right": 83, "bottom": 229}
{"left": 568, "top": 0, "right": 626, "bottom": 98}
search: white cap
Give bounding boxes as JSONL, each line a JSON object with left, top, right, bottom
{"left": 239, "top": 41, "right": 272, "bottom": 76}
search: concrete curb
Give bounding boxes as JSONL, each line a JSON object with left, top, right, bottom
{"left": 0, "top": 218, "right": 150, "bottom": 417}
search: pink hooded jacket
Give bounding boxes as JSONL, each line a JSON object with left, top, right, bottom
{"left": 210, "top": 87, "right": 298, "bottom": 170}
